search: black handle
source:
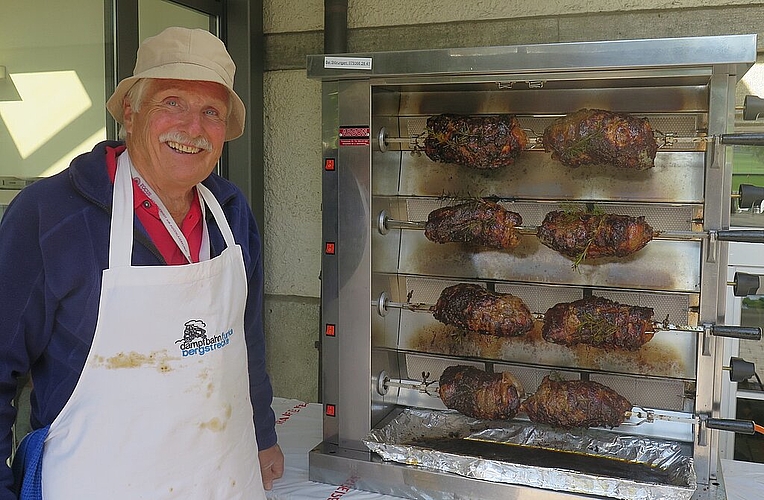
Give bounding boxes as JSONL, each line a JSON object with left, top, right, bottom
{"left": 744, "top": 95, "right": 764, "bottom": 120}
{"left": 706, "top": 418, "right": 756, "bottom": 435}
{"left": 719, "top": 133, "right": 764, "bottom": 146}
{"left": 734, "top": 272, "right": 764, "bottom": 296}
{"left": 711, "top": 325, "right": 762, "bottom": 341}
{"left": 715, "top": 229, "right": 764, "bottom": 243}
{"left": 739, "top": 184, "right": 764, "bottom": 208}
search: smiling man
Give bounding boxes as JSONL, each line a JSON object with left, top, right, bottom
{"left": 0, "top": 27, "right": 283, "bottom": 500}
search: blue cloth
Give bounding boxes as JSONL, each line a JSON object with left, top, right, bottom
{"left": 11, "top": 426, "right": 49, "bottom": 500}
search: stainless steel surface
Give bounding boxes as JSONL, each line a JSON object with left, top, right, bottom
{"left": 310, "top": 34, "right": 757, "bottom": 500}
{"left": 307, "top": 34, "right": 756, "bottom": 81}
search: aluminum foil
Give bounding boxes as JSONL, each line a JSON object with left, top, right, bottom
{"left": 364, "top": 408, "right": 696, "bottom": 500}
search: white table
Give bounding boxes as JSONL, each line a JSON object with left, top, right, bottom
{"left": 721, "top": 458, "right": 764, "bottom": 500}
{"left": 266, "top": 398, "right": 404, "bottom": 500}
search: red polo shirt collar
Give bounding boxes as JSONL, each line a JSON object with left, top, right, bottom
{"left": 105, "top": 146, "right": 203, "bottom": 264}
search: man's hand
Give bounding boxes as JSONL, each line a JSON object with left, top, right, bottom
{"left": 258, "top": 444, "right": 284, "bottom": 490}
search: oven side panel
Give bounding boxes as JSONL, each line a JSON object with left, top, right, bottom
{"left": 320, "top": 79, "right": 377, "bottom": 450}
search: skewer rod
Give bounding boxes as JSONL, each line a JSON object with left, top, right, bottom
{"left": 377, "top": 296, "right": 699, "bottom": 334}
{"left": 383, "top": 215, "right": 706, "bottom": 241}
{"left": 374, "top": 294, "right": 761, "bottom": 339}
{"left": 383, "top": 137, "right": 415, "bottom": 144}
{"left": 382, "top": 215, "right": 764, "bottom": 243}
{"left": 382, "top": 374, "right": 761, "bottom": 431}
{"left": 379, "top": 131, "right": 711, "bottom": 150}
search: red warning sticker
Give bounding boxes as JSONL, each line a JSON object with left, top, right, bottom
{"left": 339, "top": 126, "right": 370, "bottom": 146}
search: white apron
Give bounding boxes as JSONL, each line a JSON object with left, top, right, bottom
{"left": 40, "top": 157, "right": 265, "bottom": 499}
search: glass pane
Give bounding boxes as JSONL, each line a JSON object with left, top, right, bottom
{"left": 0, "top": 1, "right": 106, "bottom": 216}
{"left": 138, "top": 0, "right": 214, "bottom": 41}
{"left": 733, "top": 58, "right": 764, "bottom": 227}
{"left": 734, "top": 398, "right": 764, "bottom": 462}
{"left": 738, "top": 295, "right": 764, "bottom": 392}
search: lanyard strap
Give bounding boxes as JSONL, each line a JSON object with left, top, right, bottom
{"left": 115, "top": 152, "right": 210, "bottom": 264}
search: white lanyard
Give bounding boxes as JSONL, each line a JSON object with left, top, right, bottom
{"left": 117, "top": 152, "right": 210, "bottom": 263}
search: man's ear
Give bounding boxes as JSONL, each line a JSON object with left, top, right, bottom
{"left": 122, "top": 99, "right": 134, "bottom": 134}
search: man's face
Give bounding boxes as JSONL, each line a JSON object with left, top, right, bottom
{"left": 122, "top": 79, "right": 229, "bottom": 193}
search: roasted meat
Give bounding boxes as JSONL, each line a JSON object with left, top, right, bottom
{"left": 542, "top": 296, "right": 655, "bottom": 350}
{"left": 423, "top": 114, "right": 528, "bottom": 169}
{"left": 542, "top": 108, "right": 658, "bottom": 170}
{"left": 424, "top": 200, "right": 523, "bottom": 249}
{"left": 520, "top": 375, "right": 632, "bottom": 429}
{"left": 537, "top": 210, "right": 654, "bottom": 260}
{"left": 433, "top": 283, "right": 534, "bottom": 337}
{"left": 439, "top": 365, "right": 523, "bottom": 420}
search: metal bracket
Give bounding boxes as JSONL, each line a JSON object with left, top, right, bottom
{"left": 697, "top": 414, "right": 709, "bottom": 446}
{"left": 705, "top": 230, "right": 718, "bottom": 264}
{"left": 701, "top": 323, "right": 713, "bottom": 357}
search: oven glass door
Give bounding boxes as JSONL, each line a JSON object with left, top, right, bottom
{"left": 724, "top": 259, "right": 764, "bottom": 463}
{"left": 735, "top": 293, "right": 764, "bottom": 462}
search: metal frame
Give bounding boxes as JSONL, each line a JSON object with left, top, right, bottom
{"left": 309, "top": 35, "right": 756, "bottom": 500}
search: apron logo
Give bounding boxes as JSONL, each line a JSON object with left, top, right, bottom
{"left": 176, "top": 319, "right": 233, "bottom": 357}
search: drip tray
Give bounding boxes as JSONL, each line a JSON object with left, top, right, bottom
{"left": 364, "top": 408, "right": 696, "bottom": 500}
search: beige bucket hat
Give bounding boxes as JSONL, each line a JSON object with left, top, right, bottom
{"left": 106, "top": 26, "right": 245, "bottom": 141}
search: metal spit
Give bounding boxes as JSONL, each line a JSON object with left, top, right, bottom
{"left": 307, "top": 34, "right": 762, "bottom": 500}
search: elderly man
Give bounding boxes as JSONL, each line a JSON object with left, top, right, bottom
{"left": 0, "top": 27, "right": 283, "bottom": 499}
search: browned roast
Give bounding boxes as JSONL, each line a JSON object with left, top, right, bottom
{"left": 433, "top": 283, "right": 534, "bottom": 337}
{"left": 438, "top": 365, "right": 523, "bottom": 420}
{"left": 423, "top": 114, "right": 528, "bottom": 169}
{"left": 542, "top": 296, "right": 655, "bottom": 350}
{"left": 542, "top": 108, "right": 658, "bottom": 170}
{"left": 537, "top": 210, "right": 654, "bottom": 260}
{"left": 424, "top": 200, "right": 523, "bottom": 249}
{"left": 520, "top": 376, "right": 632, "bottom": 429}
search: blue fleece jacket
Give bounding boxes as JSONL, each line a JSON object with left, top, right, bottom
{"left": 0, "top": 141, "right": 277, "bottom": 498}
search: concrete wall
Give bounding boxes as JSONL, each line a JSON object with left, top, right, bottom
{"left": 261, "top": 0, "right": 764, "bottom": 402}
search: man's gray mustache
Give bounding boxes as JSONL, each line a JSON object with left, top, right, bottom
{"left": 159, "top": 132, "right": 213, "bottom": 151}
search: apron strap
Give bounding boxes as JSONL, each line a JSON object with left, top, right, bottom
{"left": 197, "top": 183, "right": 237, "bottom": 250}
{"left": 110, "top": 153, "right": 236, "bottom": 268}
{"left": 109, "top": 152, "right": 136, "bottom": 268}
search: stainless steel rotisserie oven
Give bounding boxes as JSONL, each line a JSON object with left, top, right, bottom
{"left": 307, "top": 35, "right": 764, "bottom": 500}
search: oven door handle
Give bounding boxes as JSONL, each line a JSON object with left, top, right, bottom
{"left": 710, "top": 325, "right": 762, "bottom": 341}
{"left": 714, "top": 229, "right": 764, "bottom": 244}
{"left": 719, "top": 133, "right": 764, "bottom": 146}
{"left": 705, "top": 417, "right": 756, "bottom": 435}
